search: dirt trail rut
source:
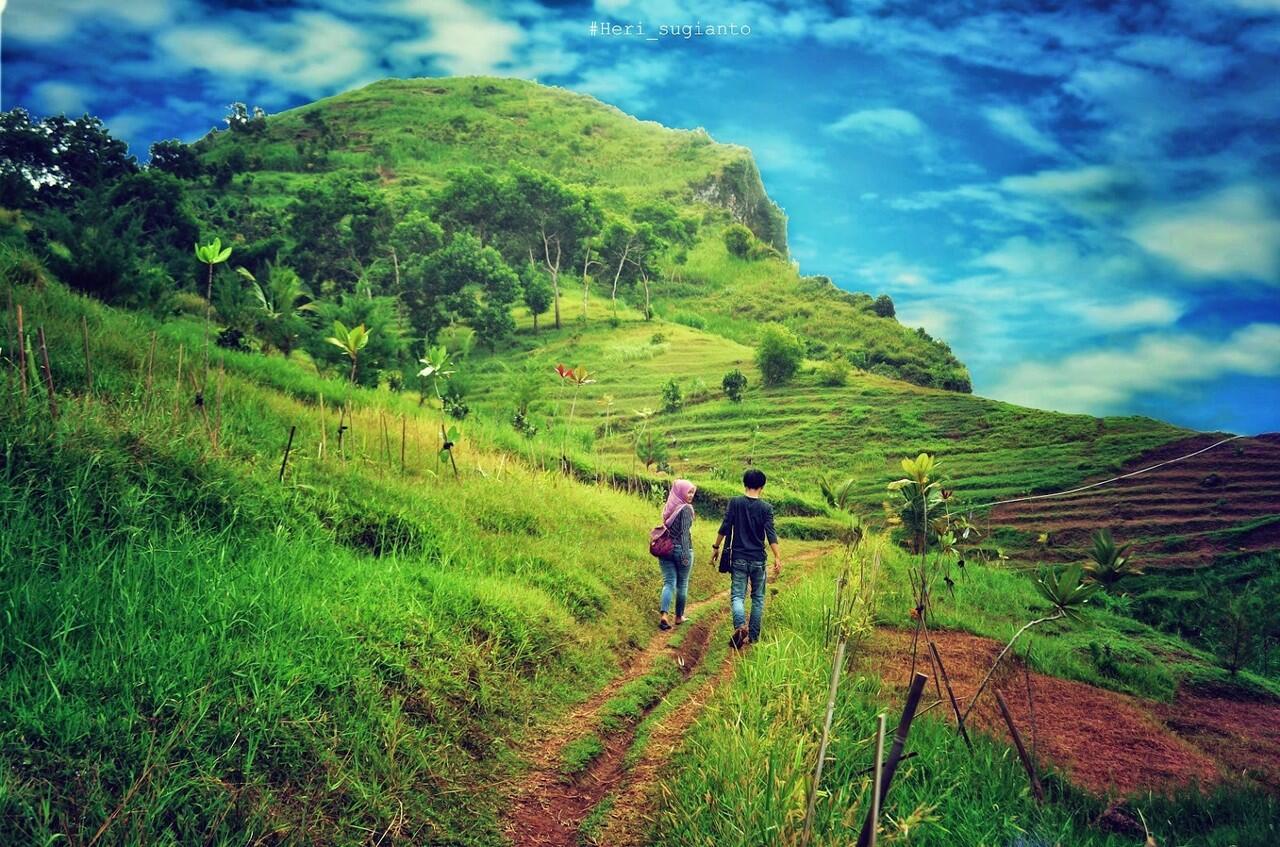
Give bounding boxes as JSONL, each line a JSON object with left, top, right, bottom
{"left": 504, "top": 546, "right": 831, "bottom": 847}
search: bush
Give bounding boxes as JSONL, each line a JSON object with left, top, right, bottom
{"left": 673, "top": 311, "right": 706, "bottom": 330}
{"left": 723, "top": 223, "right": 753, "bottom": 258}
{"left": 722, "top": 368, "right": 747, "bottom": 402}
{"left": 873, "top": 294, "right": 896, "bottom": 318}
{"left": 661, "top": 378, "right": 683, "bottom": 412}
{"left": 650, "top": 332, "right": 666, "bottom": 345}
{"left": 755, "top": 324, "right": 804, "bottom": 387}
{"left": 817, "top": 357, "right": 850, "bottom": 387}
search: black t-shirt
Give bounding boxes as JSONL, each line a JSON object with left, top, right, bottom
{"left": 718, "top": 495, "right": 777, "bottom": 563}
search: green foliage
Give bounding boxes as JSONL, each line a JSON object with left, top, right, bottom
{"left": 312, "top": 295, "right": 404, "bottom": 386}
{"left": 661, "top": 377, "right": 684, "bottom": 412}
{"left": 816, "top": 356, "right": 850, "bottom": 387}
{"left": 1035, "top": 563, "right": 1102, "bottom": 620}
{"left": 635, "top": 427, "right": 669, "bottom": 471}
{"left": 407, "top": 231, "right": 519, "bottom": 343}
{"left": 521, "top": 263, "right": 554, "bottom": 331}
{"left": 722, "top": 222, "right": 753, "bottom": 258}
{"left": 872, "top": 293, "right": 895, "bottom": 318}
{"left": 560, "top": 734, "right": 605, "bottom": 774}
{"left": 1084, "top": 528, "right": 1141, "bottom": 587}
{"left": 721, "top": 367, "right": 747, "bottom": 402}
{"left": 148, "top": 139, "right": 203, "bottom": 179}
{"left": 755, "top": 323, "right": 804, "bottom": 387}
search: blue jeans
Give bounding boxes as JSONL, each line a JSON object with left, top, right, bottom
{"left": 659, "top": 546, "right": 691, "bottom": 617}
{"left": 730, "top": 560, "right": 767, "bottom": 642}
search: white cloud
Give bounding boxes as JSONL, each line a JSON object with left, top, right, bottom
{"left": 1071, "top": 296, "right": 1186, "bottom": 330}
{"left": 156, "top": 12, "right": 376, "bottom": 97}
{"left": 975, "top": 235, "right": 1145, "bottom": 282}
{"left": 999, "top": 164, "right": 1140, "bottom": 219}
{"left": 389, "top": 0, "right": 524, "bottom": 76}
{"left": 990, "top": 323, "right": 1280, "bottom": 415}
{"left": 573, "top": 55, "right": 677, "bottom": 110}
{"left": 31, "top": 80, "right": 89, "bottom": 115}
{"left": 6, "top": 0, "right": 175, "bottom": 42}
{"left": 1128, "top": 185, "right": 1280, "bottom": 282}
{"left": 1115, "top": 35, "right": 1236, "bottom": 81}
{"left": 826, "top": 107, "right": 926, "bottom": 140}
{"left": 982, "top": 106, "right": 1062, "bottom": 157}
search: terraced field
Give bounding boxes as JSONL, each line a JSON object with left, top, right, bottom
{"left": 469, "top": 309, "right": 1187, "bottom": 521}
{"left": 990, "top": 433, "right": 1280, "bottom": 568}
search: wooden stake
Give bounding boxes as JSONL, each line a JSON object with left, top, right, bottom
{"left": 802, "top": 638, "right": 847, "bottom": 847}
{"left": 400, "top": 414, "right": 406, "bottom": 474}
{"left": 318, "top": 393, "right": 327, "bottom": 460}
{"left": 80, "top": 315, "right": 93, "bottom": 396}
{"left": 380, "top": 411, "right": 391, "bottom": 469}
{"left": 994, "top": 690, "right": 1044, "bottom": 804}
{"left": 857, "top": 673, "right": 928, "bottom": 847}
{"left": 869, "top": 713, "right": 887, "bottom": 847}
{"left": 37, "top": 326, "right": 57, "bottom": 420}
{"left": 15, "top": 303, "right": 27, "bottom": 397}
{"left": 172, "top": 345, "right": 184, "bottom": 421}
{"left": 278, "top": 425, "right": 296, "bottom": 483}
{"left": 143, "top": 331, "right": 157, "bottom": 403}
{"left": 930, "top": 640, "right": 974, "bottom": 752}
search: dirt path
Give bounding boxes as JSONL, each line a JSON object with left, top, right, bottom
{"left": 504, "top": 545, "right": 832, "bottom": 847}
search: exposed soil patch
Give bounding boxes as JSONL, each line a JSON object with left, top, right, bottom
{"left": 1156, "top": 691, "right": 1280, "bottom": 792}
{"left": 505, "top": 604, "right": 725, "bottom": 847}
{"left": 991, "top": 434, "right": 1280, "bottom": 569}
{"left": 867, "top": 629, "right": 1221, "bottom": 796}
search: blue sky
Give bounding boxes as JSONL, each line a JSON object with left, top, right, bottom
{"left": 4, "top": 0, "right": 1280, "bottom": 434}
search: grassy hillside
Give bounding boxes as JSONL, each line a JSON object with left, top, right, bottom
{"left": 0, "top": 280, "right": 729, "bottom": 844}
{"left": 188, "top": 75, "right": 969, "bottom": 391}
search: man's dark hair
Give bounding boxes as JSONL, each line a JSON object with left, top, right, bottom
{"left": 743, "top": 469, "right": 767, "bottom": 489}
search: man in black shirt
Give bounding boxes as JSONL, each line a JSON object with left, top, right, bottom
{"left": 711, "top": 469, "right": 782, "bottom": 648}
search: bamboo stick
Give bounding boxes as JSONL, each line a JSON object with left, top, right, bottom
{"left": 869, "top": 713, "right": 887, "bottom": 847}
{"left": 80, "top": 315, "right": 93, "bottom": 396}
{"left": 802, "top": 638, "right": 847, "bottom": 847}
{"left": 37, "top": 327, "right": 58, "bottom": 419}
{"left": 994, "top": 690, "right": 1044, "bottom": 804}
{"left": 857, "top": 673, "right": 928, "bottom": 847}
{"left": 278, "top": 425, "right": 296, "bottom": 483}
{"left": 15, "top": 303, "right": 27, "bottom": 397}
{"left": 930, "top": 640, "right": 973, "bottom": 752}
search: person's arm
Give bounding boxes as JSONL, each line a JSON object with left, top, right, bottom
{"left": 765, "top": 504, "right": 781, "bottom": 577}
{"left": 712, "top": 501, "right": 733, "bottom": 563}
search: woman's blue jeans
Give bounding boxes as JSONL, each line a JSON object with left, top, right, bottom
{"left": 730, "top": 560, "right": 767, "bottom": 642}
{"left": 659, "top": 547, "right": 691, "bottom": 618}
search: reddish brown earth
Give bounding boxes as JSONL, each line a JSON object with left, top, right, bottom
{"left": 990, "top": 433, "right": 1280, "bottom": 569}
{"left": 869, "top": 629, "right": 1232, "bottom": 796}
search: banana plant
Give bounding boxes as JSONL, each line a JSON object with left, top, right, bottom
{"left": 236, "top": 264, "right": 318, "bottom": 354}
{"left": 195, "top": 237, "right": 233, "bottom": 382}
{"left": 419, "top": 346, "right": 463, "bottom": 478}
{"left": 1084, "top": 528, "right": 1141, "bottom": 587}
{"left": 325, "top": 320, "right": 369, "bottom": 383}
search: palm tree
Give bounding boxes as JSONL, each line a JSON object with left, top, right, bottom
{"left": 236, "top": 263, "right": 318, "bottom": 354}
{"left": 1084, "top": 528, "right": 1141, "bottom": 587}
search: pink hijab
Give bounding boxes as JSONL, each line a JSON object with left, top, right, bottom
{"left": 662, "top": 479, "right": 697, "bottom": 525}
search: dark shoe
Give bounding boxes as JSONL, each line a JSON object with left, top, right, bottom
{"left": 659, "top": 617, "right": 671, "bottom": 631}
{"left": 729, "top": 626, "right": 750, "bottom": 651}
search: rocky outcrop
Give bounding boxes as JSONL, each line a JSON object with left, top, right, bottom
{"left": 691, "top": 156, "right": 789, "bottom": 255}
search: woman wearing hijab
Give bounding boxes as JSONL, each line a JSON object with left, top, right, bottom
{"left": 657, "top": 479, "right": 697, "bottom": 630}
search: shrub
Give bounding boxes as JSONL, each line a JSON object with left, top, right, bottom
{"left": 755, "top": 324, "right": 804, "bottom": 387}
{"left": 872, "top": 294, "right": 896, "bottom": 318}
{"left": 661, "top": 378, "right": 683, "bottom": 412}
{"left": 722, "top": 368, "right": 747, "bottom": 402}
{"left": 673, "top": 311, "right": 706, "bottom": 330}
{"left": 723, "top": 223, "right": 754, "bottom": 258}
{"left": 650, "top": 332, "right": 666, "bottom": 345}
{"left": 817, "top": 357, "right": 851, "bottom": 387}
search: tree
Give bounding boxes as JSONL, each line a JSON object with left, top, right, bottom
{"left": 225, "top": 102, "right": 268, "bottom": 136}
{"left": 405, "top": 231, "right": 519, "bottom": 344}
{"left": 312, "top": 294, "right": 406, "bottom": 387}
{"left": 236, "top": 262, "right": 318, "bottom": 354}
{"left": 873, "top": 294, "right": 896, "bottom": 318}
{"left": 508, "top": 167, "right": 600, "bottom": 330}
{"left": 432, "top": 168, "right": 512, "bottom": 245}
{"left": 326, "top": 320, "right": 369, "bottom": 383}
{"left": 148, "top": 140, "right": 203, "bottom": 179}
{"left": 723, "top": 223, "right": 754, "bottom": 258}
{"left": 598, "top": 218, "right": 638, "bottom": 317}
{"left": 0, "top": 109, "right": 137, "bottom": 208}
{"left": 661, "top": 378, "right": 683, "bottom": 412}
{"left": 756, "top": 324, "right": 804, "bottom": 386}
{"left": 521, "top": 263, "right": 554, "bottom": 332}
{"left": 286, "top": 175, "right": 391, "bottom": 290}
{"left": 722, "top": 368, "right": 747, "bottom": 402}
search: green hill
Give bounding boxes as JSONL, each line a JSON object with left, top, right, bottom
{"left": 189, "top": 76, "right": 970, "bottom": 392}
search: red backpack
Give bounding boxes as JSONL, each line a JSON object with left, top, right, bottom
{"left": 649, "top": 504, "right": 691, "bottom": 558}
